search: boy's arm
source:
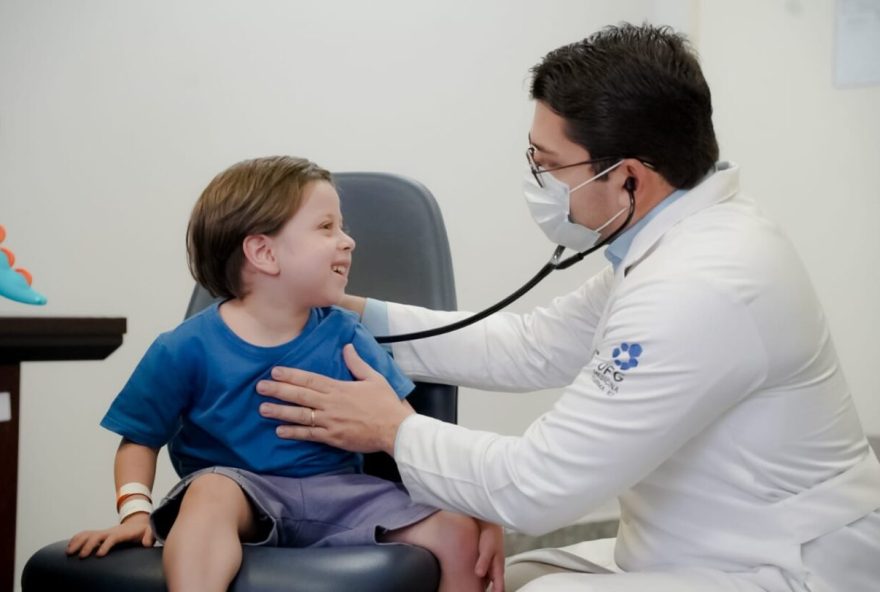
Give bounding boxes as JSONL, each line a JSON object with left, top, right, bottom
{"left": 114, "top": 438, "right": 158, "bottom": 500}
{"left": 67, "top": 438, "right": 159, "bottom": 558}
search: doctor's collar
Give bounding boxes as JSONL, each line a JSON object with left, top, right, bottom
{"left": 604, "top": 188, "right": 687, "bottom": 271}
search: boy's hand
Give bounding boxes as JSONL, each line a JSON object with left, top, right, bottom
{"left": 66, "top": 513, "right": 155, "bottom": 558}
{"left": 474, "top": 520, "right": 505, "bottom": 592}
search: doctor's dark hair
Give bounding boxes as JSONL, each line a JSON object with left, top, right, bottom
{"left": 530, "top": 23, "right": 718, "bottom": 189}
{"left": 186, "top": 155, "right": 332, "bottom": 299}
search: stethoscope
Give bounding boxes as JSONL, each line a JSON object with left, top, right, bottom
{"left": 375, "top": 177, "right": 636, "bottom": 344}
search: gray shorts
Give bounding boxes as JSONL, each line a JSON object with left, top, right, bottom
{"left": 150, "top": 466, "right": 438, "bottom": 547}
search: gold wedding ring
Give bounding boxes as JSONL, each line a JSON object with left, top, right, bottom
{"left": 310, "top": 408, "right": 316, "bottom": 428}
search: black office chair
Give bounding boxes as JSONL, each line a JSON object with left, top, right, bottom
{"left": 23, "top": 172, "right": 458, "bottom": 592}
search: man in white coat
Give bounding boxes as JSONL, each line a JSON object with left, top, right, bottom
{"left": 257, "top": 23, "right": 880, "bottom": 591}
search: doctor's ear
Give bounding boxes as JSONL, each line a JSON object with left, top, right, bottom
{"left": 242, "top": 234, "right": 280, "bottom": 275}
{"left": 615, "top": 176, "right": 637, "bottom": 208}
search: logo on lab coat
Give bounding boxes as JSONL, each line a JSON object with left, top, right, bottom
{"left": 612, "top": 342, "right": 642, "bottom": 370}
{"left": 591, "top": 342, "right": 643, "bottom": 396}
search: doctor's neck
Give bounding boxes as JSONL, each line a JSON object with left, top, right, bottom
{"left": 620, "top": 165, "right": 677, "bottom": 230}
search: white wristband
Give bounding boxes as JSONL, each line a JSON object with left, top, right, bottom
{"left": 116, "top": 482, "right": 152, "bottom": 511}
{"left": 118, "top": 482, "right": 152, "bottom": 499}
{"left": 119, "top": 498, "right": 153, "bottom": 523}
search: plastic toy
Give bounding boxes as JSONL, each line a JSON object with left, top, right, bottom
{"left": 0, "top": 224, "right": 47, "bottom": 305}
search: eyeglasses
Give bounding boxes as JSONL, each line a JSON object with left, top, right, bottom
{"left": 525, "top": 146, "right": 655, "bottom": 188}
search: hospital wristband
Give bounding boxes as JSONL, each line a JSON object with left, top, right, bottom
{"left": 118, "top": 498, "right": 153, "bottom": 523}
{"left": 116, "top": 482, "right": 152, "bottom": 511}
{"left": 116, "top": 482, "right": 153, "bottom": 512}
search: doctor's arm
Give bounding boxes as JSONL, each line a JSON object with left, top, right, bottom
{"left": 349, "top": 267, "right": 616, "bottom": 392}
{"left": 338, "top": 294, "right": 366, "bottom": 316}
{"left": 395, "top": 279, "right": 768, "bottom": 533}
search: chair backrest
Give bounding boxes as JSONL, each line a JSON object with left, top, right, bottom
{"left": 184, "top": 171, "right": 458, "bottom": 481}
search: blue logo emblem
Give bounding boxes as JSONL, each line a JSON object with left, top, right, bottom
{"left": 612, "top": 342, "right": 642, "bottom": 371}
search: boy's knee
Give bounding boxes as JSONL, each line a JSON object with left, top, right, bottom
{"left": 183, "top": 472, "right": 243, "bottom": 506}
{"left": 175, "top": 472, "right": 257, "bottom": 534}
{"left": 430, "top": 511, "right": 480, "bottom": 558}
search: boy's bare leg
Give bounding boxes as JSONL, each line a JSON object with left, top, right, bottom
{"left": 163, "top": 473, "right": 258, "bottom": 592}
{"left": 381, "top": 510, "right": 483, "bottom": 592}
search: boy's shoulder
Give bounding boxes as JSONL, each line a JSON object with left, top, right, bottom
{"left": 312, "top": 306, "right": 374, "bottom": 344}
{"left": 316, "top": 305, "right": 360, "bottom": 324}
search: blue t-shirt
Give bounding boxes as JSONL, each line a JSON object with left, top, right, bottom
{"left": 101, "top": 304, "right": 414, "bottom": 478}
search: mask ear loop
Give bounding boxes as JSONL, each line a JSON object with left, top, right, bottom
{"left": 553, "top": 177, "right": 636, "bottom": 270}
{"left": 375, "top": 178, "right": 638, "bottom": 343}
{"left": 569, "top": 159, "right": 626, "bottom": 194}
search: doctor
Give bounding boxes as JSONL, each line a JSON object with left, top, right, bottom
{"left": 257, "top": 23, "right": 880, "bottom": 591}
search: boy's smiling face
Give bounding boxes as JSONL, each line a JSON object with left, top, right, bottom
{"left": 269, "top": 180, "right": 355, "bottom": 308}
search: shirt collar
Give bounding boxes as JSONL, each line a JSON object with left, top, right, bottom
{"left": 604, "top": 188, "right": 688, "bottom": 271}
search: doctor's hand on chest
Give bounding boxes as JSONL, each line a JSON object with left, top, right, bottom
{"left": 256, "top": 343, "right": 413, "bottom": 455}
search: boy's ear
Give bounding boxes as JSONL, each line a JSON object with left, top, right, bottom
{"left": 242, "top": 234, "right": 280, "bottom": 275}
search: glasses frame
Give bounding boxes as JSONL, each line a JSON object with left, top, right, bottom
{"left": 526, "top": 146, "right": 655, "bottom": 187}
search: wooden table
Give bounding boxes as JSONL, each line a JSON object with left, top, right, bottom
{"left": 0, "top": 317, "right": 126, "bottom": 592}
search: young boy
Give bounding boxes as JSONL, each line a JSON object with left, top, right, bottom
{"left": 67, "top": 156, "right": 504, "bottom": 592}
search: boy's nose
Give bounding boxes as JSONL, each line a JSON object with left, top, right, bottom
{"left": 341, "top": 232, "right": 355, "bottom": 251}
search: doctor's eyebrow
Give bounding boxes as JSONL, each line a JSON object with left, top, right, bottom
{"left": 527, "top": 134, "right": 558, "bottom": 157}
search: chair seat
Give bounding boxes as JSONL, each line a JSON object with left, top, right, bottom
{"left": 23, "top": 540, "right": 439, "bottom": 592}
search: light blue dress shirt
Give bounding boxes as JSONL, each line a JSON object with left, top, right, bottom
{"left": 603, "top": 188, "right": 686, "bottom": 271}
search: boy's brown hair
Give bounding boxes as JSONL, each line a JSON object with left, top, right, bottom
{"left": 186, "top": 155, "right": 332, "bottom": 299}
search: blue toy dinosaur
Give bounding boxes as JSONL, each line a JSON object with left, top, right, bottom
{"left": 0, "top": 224, "right": 47, "bottom": 305}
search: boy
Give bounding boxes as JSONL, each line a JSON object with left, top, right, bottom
{"left": 67, "top": 156, "right": 503, "bottom": 592}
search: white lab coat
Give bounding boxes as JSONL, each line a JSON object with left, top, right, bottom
{"left": 380, "top": 163, "right": 880, "bottom": 591}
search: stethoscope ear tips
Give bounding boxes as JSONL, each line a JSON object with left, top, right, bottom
{"left": 624, "top": 177, "right": 636, "bottom": 192}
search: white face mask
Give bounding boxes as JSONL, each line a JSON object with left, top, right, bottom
{"left": 523, "top": 160, "right": 628, "bottom": 252}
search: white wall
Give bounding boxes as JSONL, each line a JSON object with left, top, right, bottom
{"left": 1, "top": 1, "right": 877, "bottom": 589}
